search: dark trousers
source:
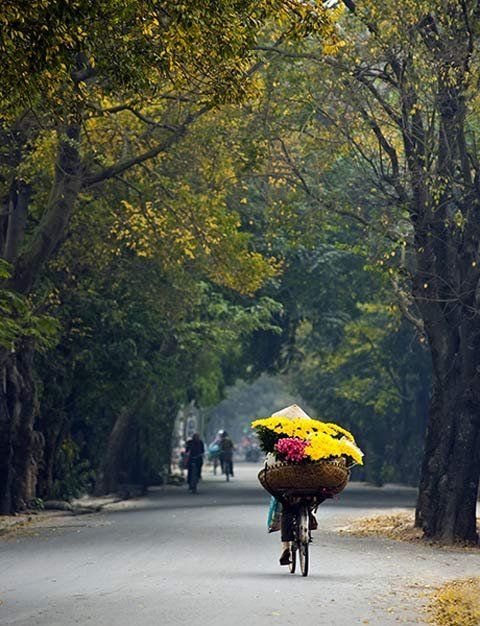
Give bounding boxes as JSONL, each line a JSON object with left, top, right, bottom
{"left": 281, "top": 502, "right": 322, "bottom": 541}
{"left": 187, "top": 458, "right": 202, "bottom": 487}
{"left": 220, "top": 453, "right": 233, "bottom": 476}
{"left": 281, "top": 504, "right": 296, "bottom": 542}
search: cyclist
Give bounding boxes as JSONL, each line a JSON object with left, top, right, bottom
{"left": 185, "top": 433, "right": 205, "bottom": 492}
{"left": 261, "top": 405, "right": 324, "bottom": 566}
{"left": 208, "top": 430, "right": 223, "bottom": 475}
{"left": 278, "top": 502, "right": 320, "bottom": 565}
{"left": 219, "top": 430, "right": 234, "bottom": 479}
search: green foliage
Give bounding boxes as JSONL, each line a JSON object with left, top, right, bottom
{"left": 289, "top": 257, "right": 430, "bottom": 485}
{"left": 0, "top": 259, "right": 60, "bottom": 350}
{"left": 0, "top": 0, "right": 335, "bottom": 117}
{"left": 51, "top": 438, "right": 95, "bottom": 501}
{"left": 34, "top": 126, "right": 283, "bottom": 493}
{"left": 30, "top": 497, "right": 45, "bottom": 511}
{"left": 254, "top": 426, "right": 288, "bottom": 454}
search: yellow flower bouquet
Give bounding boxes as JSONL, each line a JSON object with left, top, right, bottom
{"left": 251, "top": 415, "right": 363, "bottom": 467}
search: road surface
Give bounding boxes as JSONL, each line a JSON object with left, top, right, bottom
{"left": 2, "top": 464, "right": 480, "bottom": 625}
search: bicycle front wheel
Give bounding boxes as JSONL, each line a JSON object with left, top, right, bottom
{"left": 299, "top": 541, "right": 309, "bottom": 576}
{"left": 298, "top": 505, "right": 310, "bottom": 576}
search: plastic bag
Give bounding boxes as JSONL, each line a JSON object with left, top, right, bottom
{"left": 208, "top": 443, "right": 220, "bottom": 460}
{"left": 267, "top": 496, "right": 281, "bottom": 533}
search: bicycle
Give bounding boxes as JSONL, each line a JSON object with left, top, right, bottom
{"left": 220, "top": 453, "right": 233, "bottom": 482}
{"left": 280, "top": 494, "right": 320, "bottom": 577}
{"left": 259, "top": 461, "right": 354, "bottom": 578}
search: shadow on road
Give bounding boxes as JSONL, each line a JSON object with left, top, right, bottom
{"left": 106, "top": 479, "right": 417, "bottom": 517}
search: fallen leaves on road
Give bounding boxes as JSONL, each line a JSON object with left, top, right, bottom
{"left": 338, "top": 512, "right": 480, "bottom": 552}
{"left": 0, "top": 514, "right": 35, "bottom": 539}
{"left": 427, "top": 578, "right": 480, "bottom": 626}
{"left": 0, "top": 511, "right": 81, "bottom": 540}
{"left": 338, "top": 511, "right": 422, "bottom": 542}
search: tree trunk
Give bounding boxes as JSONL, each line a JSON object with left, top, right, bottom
{"left": 0, "top": 344, "right": 42, "bottom": 514}
{"left": 94, "top": 407, "right": 136, "bottom": 496}
{"left": 416, "top": 328, "right": 480, "bottom": 543}
{"left": 0, "top": 361, "right": 15, "bottom": 514}
{"left": 37, "top": 416, "right": 67, "bottom": 500}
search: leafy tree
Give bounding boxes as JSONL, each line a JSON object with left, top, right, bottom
{"left": 251, "top": 0, "right": 480, "bottom": 543}
{"left": 0, "top": 0, "right": 336, "bottom": 512}
{"left": 33, "top": 96, "right": 282, "bottom": 497}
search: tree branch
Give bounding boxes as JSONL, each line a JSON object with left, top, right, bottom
{"left": 390, "top": 275, "right": 425, "bottom": 334}
{"left": 82, "top": 105, "right": 210, "bottom": 189}
{"left": 12, "top": 122, "right": 82, "bottom": 294}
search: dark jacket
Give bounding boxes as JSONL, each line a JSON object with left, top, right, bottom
{"left": 219, "top": 437, "right": 234, "bottom": 459}
{"left": 186, "top": 438, "right": 205, "bottom": 461}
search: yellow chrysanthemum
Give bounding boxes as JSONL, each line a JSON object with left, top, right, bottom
{"left": 304, "top": 432, "right": 363, "bottom": 465}
{"left": 336, "top": 438, "right": 364, "bottom": 465}
{"left": 251, "top": 416, "right": 338, "bottom": 439}
{"left": 251, "top": 415, "right": 364, "bottom": 465}
{"left": 323, "top": 422, "right": 355, "bottom": 442}
{"left": 304, "top": 431, "right": 343, "bottom": 461}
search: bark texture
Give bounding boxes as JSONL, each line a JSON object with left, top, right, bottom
{"left": 94, "top": 407, "right": 137, "bottom": 496}
{"left": 0, "top": 345, "right": 42, "bottom": 513}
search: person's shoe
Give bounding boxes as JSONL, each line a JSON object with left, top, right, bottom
{"left": 279, "top": 549, "right": 291, "bottom": 565}
{"left": 309, "top": 513, "right": 318, "bottom": 530}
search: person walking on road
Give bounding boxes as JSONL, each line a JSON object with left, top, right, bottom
{"left": 219, "top": 431, "right": 234, "bottom": 479}
{"left": 185, "top": 433, "right": 205, "bottom": 492}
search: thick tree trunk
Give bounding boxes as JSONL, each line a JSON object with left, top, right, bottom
{"left": 94, "top": 408, "right": 136, "bottom": 496}
{"left": 0, "top": 361, "right": 15, "bottom": 514}
{"left": 416, "top": 332, "right": 480, "bottom": 543}
{"left": 0, "top": 344, "right": 42, "bottom": 514}
{"left": 37, "top": 419, "right": 67, "bottom": 500}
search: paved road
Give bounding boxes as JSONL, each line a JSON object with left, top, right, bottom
{"left": 2, "top": 464, "right": 480, "bottom": 626}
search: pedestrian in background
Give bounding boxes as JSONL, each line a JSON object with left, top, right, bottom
{"left": 220, "top": 431, "right": 234, "bottom": 479}
{"left": 185, "top": 433, "right": 205, "bottom": 492}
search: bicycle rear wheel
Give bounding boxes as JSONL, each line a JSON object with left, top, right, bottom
{"left": 289, "top": 543, "right": 296, "bottom": 574}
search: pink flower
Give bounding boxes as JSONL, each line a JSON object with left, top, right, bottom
{"left": 275, "top": 437, "right": 308, "bottom": 462}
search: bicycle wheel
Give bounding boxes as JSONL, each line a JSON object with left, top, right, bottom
{"left": 298, "top": 505, "right": 310, "bottom": 544}
{"left": 298, "top": 505, "right": 310, "bottom": 577}
{"left": 289, "top": 543, "right": 297, "bottom": 574}
{"left": 299, "top": 541, "right": 309, "bottom": 577}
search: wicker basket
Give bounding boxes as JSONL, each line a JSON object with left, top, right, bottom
{"left": 258, "top": 459, "right": 349, "bottom": 499}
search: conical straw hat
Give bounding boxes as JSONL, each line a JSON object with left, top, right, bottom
{"left": 271, "top": 404, "right": 313, "bottom": 420}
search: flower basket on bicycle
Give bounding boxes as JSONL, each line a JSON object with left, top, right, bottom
{"left": 258, "top": 458, "right": 349, "bottom": 500}
{"left": 251, "top": 405, "right": 363, "bottom": 500}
